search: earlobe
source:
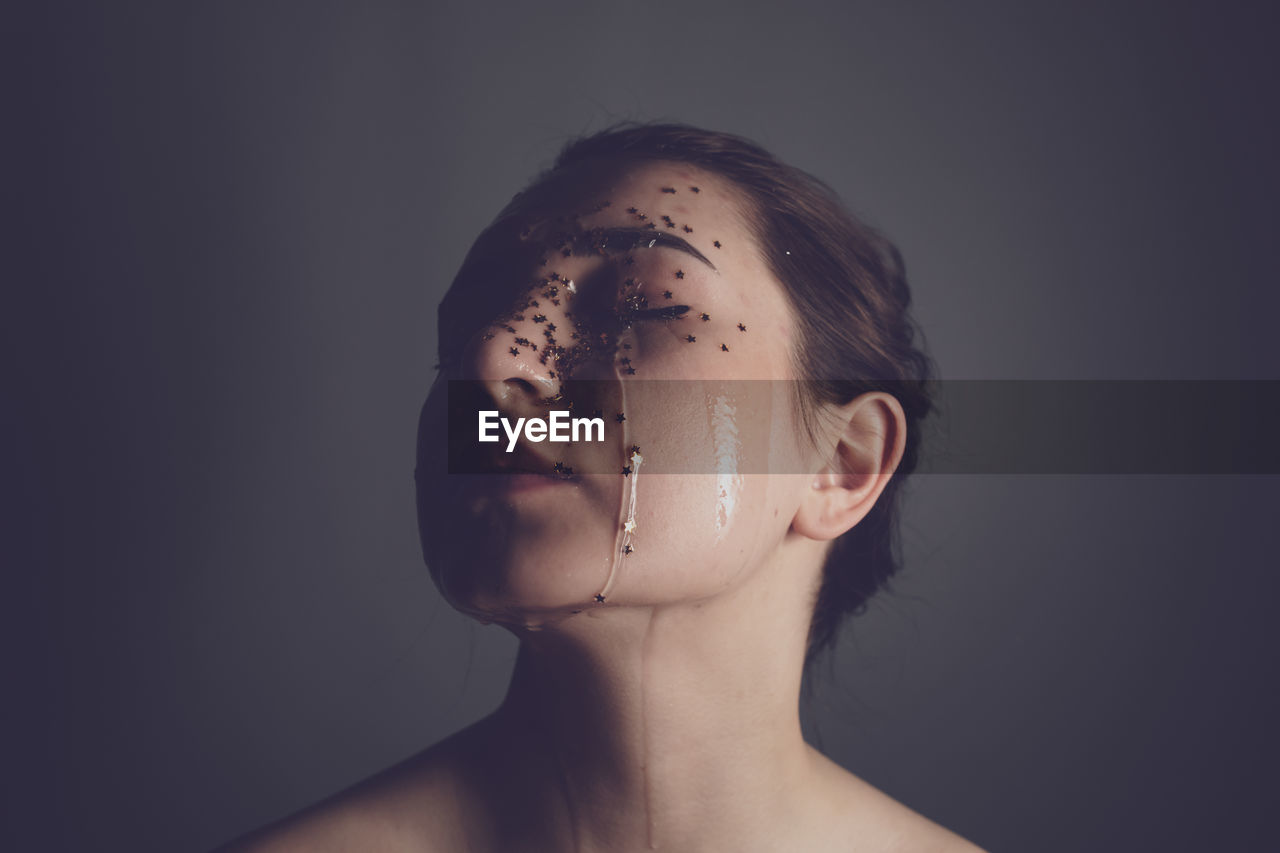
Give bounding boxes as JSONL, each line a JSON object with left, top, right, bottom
{"left": 791, "top": 392, "right": 907, "bottom": 542}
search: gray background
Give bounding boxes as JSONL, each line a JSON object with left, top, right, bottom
{"left": 8, "top": 2, "right": 1278, "bottom": 851}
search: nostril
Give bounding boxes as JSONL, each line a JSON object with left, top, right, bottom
{"left": 503, "top": 377, "right": 539, "bottom": 397}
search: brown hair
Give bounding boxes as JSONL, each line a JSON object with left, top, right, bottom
{"left": 540, "top": 123, "right": 935, "bottom": 669}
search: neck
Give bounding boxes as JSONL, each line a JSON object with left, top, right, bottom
{"left": 466, "top": 557, "right": 823, "bottom": 852}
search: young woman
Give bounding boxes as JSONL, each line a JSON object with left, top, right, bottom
{"left": 224, "top": 124, "right": 984, "bottom": 852}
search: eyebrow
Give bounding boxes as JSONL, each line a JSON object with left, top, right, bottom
{"left": 590, "top": 227, "right": 717, "bottom": 272}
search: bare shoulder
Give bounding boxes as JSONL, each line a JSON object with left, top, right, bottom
{"left": 808, "top": 748, "right": 988, "bottom": 853}
{"left": 212, "top": 726, "right": 484, "bottom": 853}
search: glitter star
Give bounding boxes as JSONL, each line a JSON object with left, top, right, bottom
{"left": 621, "top": 466, "right": 632, "bottom": 476}
{"left": 623, "top": 544, "right": 634, "bottom": 554}
{"left": 686, "top": 335, "right": 696, "bottom": 343}
{"left": 675, "top": 270, "right": 684, "bottom": 279}
{"left": 509, "top": 347, "right": 519, "bottom": 357}
{"left": 663, "top": 290, "right": 673, "bottom": 299}
{"left": 594, "top": 593, "right": 606, "bottom": 603}
{"left": 737, "top": 323, "right": 746, "bottom": 331}
{"left": 623, "top": 519, "right": 636, "bottom": 534}
{"left": 700, "top": 313, "right": 710, "bottom": 321}
{"left": 630, "top": 450, "right": 644, "bottom": 466}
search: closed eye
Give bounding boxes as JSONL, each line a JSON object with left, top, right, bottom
{"left": 632, "top": 305, "right": 690, "bottom": 320}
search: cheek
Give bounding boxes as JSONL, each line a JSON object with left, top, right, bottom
{"left": 610, "top": 473, "right": 795, "bottom": 601}
{"left": 604, "top": 381, "right": 803, "bottom": 601}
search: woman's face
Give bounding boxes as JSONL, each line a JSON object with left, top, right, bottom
{"left": 417, "top": 160, "right": 821, "bottom": 627}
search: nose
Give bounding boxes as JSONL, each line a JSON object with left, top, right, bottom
{"left": 463, "top": 289, "right": 569, "bottom": 417}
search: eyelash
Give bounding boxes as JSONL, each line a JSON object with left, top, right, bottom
{"left": 631, "top": 305, "right": 690, "bottom": 321}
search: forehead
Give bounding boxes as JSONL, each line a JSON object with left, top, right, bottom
{"left": 512, "top": 160, "right": 748, "bottom": 245}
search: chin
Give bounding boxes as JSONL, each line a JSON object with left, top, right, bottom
{"left": 429, "top": 530, "right": 619, "bottom": 624}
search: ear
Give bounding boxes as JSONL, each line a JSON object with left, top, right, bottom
{"left": 791, "top": 392, "right": 908, "bottom": 541}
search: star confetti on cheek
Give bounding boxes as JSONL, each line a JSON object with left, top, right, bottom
{"left": 509, "top": 347, "right": 519, "bottom": 357}
{"left": 700, "top": 313, "right": 710, "bottom": 322}
{"left": 713, "top": 241, "right": 722, "bottom": 248}
{"left": 623, "top": 544, "right": 634, "bottom": 555}
{"left": 623, "top": 518, "right": 637, "bottom": 534}
{"left": 738, "top": 323, "right": 746, "bottom": 331}
{"left": 721, "top": 343, "right": 729, "bottom": 352}
{"left": 690, "top": 186, "right": 700, "bottom": 193}
{"left": 663, "top": 290, "right": 673, "bottom": 299}
{"left": 675, "top": 270, "right": 684, "bottom": 279}
{"left": 683, "top": 225, "right": 693, "bottom": 233}
{"left": 594, "top": 593, "right": 606, "bottom": 603}
{"left": 686, "top": 335, "right": 696, "bottom": 343}
{"left": 661, "top": 186, "right": 676, "bottom": 193}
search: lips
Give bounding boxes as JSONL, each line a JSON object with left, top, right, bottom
{"left": 475, "top": 446, "right": 577, "bottom": 479}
